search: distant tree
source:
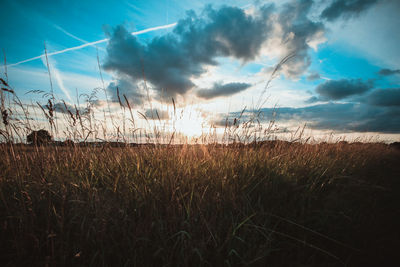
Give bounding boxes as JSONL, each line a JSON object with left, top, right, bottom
{"left": 27, "top": 130, "right": 52, "bottom": 146}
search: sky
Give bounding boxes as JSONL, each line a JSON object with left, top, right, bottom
{"left": 1, "top": 0, "right": 400, "bottom": 142}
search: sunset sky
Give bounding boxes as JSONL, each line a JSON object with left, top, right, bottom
{"left": 1, "top": 0, "right": 399, "bottom": 142}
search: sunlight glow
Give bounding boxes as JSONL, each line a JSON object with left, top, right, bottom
{"left": 174, "top": 109, "right": 207, "bottom": 138}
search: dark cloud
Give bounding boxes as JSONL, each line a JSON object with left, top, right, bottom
{"left": 104, "top": 4, "right": 274, "bottom": 99}
{"left": 320, "top": 0, "right": 378, "bottom": 21}
{"left": 294, "top": 103, "right": 400, "bottom": 133}
{"left": 297, "top": 85, "right": 400, "bottom": 132}
{"left": 315, "top": 79, "right": 373, "bottom": 100}
{"left": 196, "top": 82, "right": 252, "bottom": 99}
{"left": 195, "top": 4, "right": 274, "bottom": 61}
{"left": 104, "top": 2, "right": 327, "bottom": 101}
{"left": 144, "top": 108, "right": 169, "bottom": 120}
{"left": 306, "top": 72, "right": 321, "bottom": 81}
{"left": 45, "top": 102, "right": 77, "bottom": 114}
{"left": 305, "top": 95, "right": 319, "bottom": 103}
{"left": 107, "top": 78, "right": 145, "bottom": 106}
{"left": 378, "top": 68, "right": 400, "bottom": 76}
{"left": 367, "top": 88, "right": 400, "bottom": 107}
{"left": 228, "top": 102, "right": 400, "bottom": 133}
{"left": 276, "top": 0, "right": 326, "bottom": 78}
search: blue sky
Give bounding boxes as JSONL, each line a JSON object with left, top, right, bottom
{"left": 1, "top": 0, "right": 400, "bottom": 142}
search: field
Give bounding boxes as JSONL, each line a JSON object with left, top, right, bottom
{"left": 1, "top": 141, "right": 399, "bottom": 266}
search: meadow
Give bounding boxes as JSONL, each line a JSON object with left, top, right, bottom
{"left": 1, "top": 140, "right": 399, "bottom": 266}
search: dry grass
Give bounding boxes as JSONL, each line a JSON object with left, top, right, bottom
{"left": 1, "top": 142, "right": 399, "bottom": 266}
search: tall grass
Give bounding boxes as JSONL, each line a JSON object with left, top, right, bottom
{"left": 1, "top": 141, "right": 400, "bottom": 266}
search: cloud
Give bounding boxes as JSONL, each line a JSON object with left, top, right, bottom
{"left": 43, "top": 102, "right": 76, "bottom": 114}
{"left": 228, "top": 102, "right": 400, "bottom": 133}
{"left": 210, "top": 117, "right": 240, "bottom": 128}
{"left": 272, "top": 0, "right": 326, "bottom": 79}
{"left": 103, "top": 5, "right": 274, "bottom": 99}
{"left": 306, "top": 72, "right": 321, "bottom": 81}
{"left": 320, "top": 0, "right": 379, "bottom": 21}
{"left": 378, "top": 68, "right": 400, "bottom": 76}
{"left": 106, "top": 77, "right": 145, "bottom": 106}
{"left": 299, "top": 85, "right": 400, "bottom": 132}
{"left": 305, "top": 95, "right": 320, "bottom": 103}
{"left": 315, "top": 78, "right": 373, "bottom": 100}
{"left": 196, "top": 82, "right": 252, "bottom": 99}
{"left": 104, "top": 2, "right": 327, "bottom": 101}
{"left": 144, "top": 108, "right": 169, "bottom": 120}
{"left": 292, "top": 103, "right": 400, "bottom": 133}
{"left": 367, "top": 88, "right": 400, "bottom": 106}
{"left": 91, "top": 100, "right": 108, "bottom": 108}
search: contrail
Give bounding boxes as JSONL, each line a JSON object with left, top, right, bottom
{"left": 53, "top": 24, "right": 89, "bottom": 44}
{"left": 48, "top": 60, "right": 73, "bottom": 102}
{"left": 7, "top": 23, "right": 177, "bottom": 67}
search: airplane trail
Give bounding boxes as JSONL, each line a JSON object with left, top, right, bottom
{"left": 7, "top": 23, "right": 177, "bottom": 67}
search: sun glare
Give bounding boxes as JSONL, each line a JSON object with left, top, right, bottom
{"left": 174, "top": 109, "right": 207, "bottom": 138}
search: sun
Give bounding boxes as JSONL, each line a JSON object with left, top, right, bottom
{"left": 174, "top": 109, "right": 206, "bottom": 138}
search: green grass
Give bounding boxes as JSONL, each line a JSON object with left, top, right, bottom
{"left": 1, "top": 142, "right": 399, "bottom": 266}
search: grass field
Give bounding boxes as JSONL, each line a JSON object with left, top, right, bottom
{"left": 1, "top": 141, "right": 399, "bottom": 266}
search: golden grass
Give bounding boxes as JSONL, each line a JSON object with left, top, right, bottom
{"left": 1, "top": 142, "right": 399, "bottom": 266}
